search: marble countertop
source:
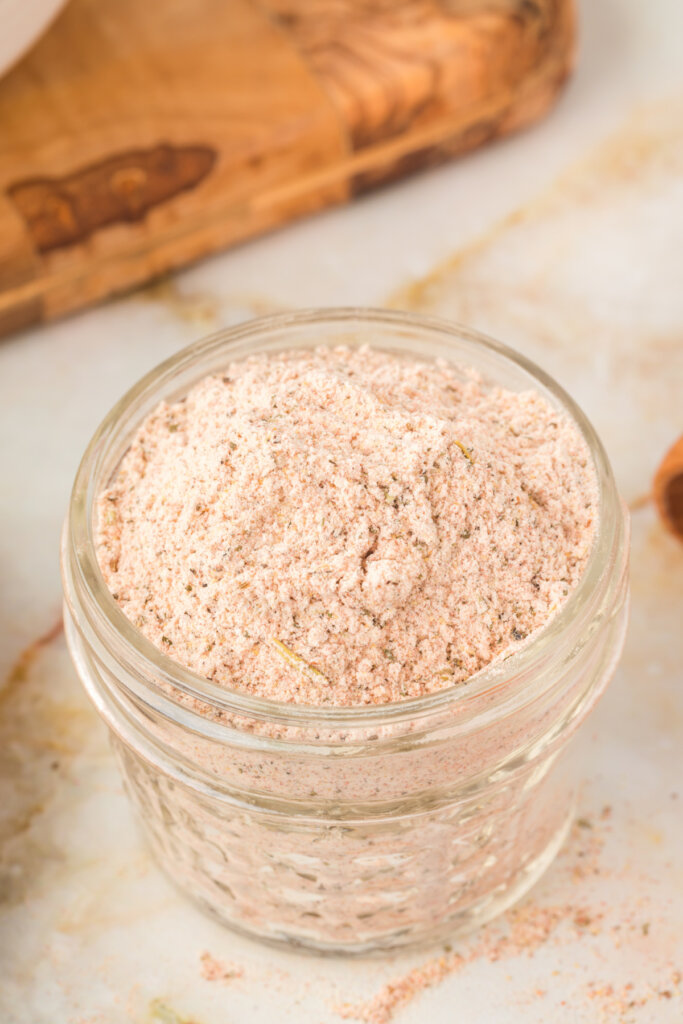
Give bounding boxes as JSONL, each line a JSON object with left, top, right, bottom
{"left": 1, "top": 1, "right": 682, "bottom": 1021}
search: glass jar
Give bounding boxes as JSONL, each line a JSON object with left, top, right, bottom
{"left": 61, "top": 309, "right": 629, "bottom": 955}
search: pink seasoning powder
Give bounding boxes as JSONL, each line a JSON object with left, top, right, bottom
{"left": 96, "top": 345, "right": 596, "bottom": 706}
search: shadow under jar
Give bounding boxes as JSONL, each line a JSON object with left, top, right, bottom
{"left": 61, "top": 308, "right": 629, "bottom": 955}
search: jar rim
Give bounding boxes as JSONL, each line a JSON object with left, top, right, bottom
{"left": 63, "top": 306, "right": 624, "bottom": 729}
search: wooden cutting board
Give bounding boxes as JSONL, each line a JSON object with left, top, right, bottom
{"left": 0, "top": 0, "right": 575, "bottom": 337}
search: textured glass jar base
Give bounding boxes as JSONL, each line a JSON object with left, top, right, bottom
{"left": 184, "top": 802, "right": 574, "bottom": 957}
{"left": 114, "top": 736, "right": 576, "bottom": 956}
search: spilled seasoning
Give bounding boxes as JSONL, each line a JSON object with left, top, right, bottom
{"left": 334, "top": 811, "right": 682, "bottom": 1024}
{"left": 336, "top": 904, "right": 586, "bottom": 1024}
{"left": 198, "top": 951, "right": 243, "bottom": 983}
{"left": 585, "top": 975, "right": 682, "bottom": 1021}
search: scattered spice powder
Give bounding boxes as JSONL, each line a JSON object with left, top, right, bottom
{"left": 198, "top": 950, "right": 243, "bottom": 983}
{"left": 333, "top": 814, "right": 681, "bottom": 1024}
{"left": 585, "top": 972, "right": 682, "bottom": 1020}
{"left": 96, "top": 346, "right": 596, "bottom": 706}
{"left": 336, "top": 903, "right": 582, "bottom": 1024}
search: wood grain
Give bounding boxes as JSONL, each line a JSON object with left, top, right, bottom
{"left": 8, "top": 145, "right": 217, "bottom": 253}
{"left": 0, "top": 0, "right": 574, "bottom": 337}
{"left": 262, "top": 0, "right": 565, "bottom": 147}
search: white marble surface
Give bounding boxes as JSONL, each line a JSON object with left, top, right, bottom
{"left": 1, "top": 1, "right": 682, "bottom": 1021}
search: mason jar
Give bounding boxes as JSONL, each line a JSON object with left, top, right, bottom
{"left": 61, "top": 309, "right": 629, "bottom": 954}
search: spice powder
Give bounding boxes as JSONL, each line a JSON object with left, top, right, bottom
{"left": 96, "top": 345, "right": 596, "bottom": 706}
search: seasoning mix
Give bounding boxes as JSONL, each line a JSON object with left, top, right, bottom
{"left": 62, "top": 311, "right": 629, "bottom": 952}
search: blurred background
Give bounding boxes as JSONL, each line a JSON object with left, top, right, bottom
{"left": 0, "top": 2, "right": 682, "bottom": 1022}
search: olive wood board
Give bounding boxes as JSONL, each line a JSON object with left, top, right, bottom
{"left": 0, "top": 0, "right": 575, "bottom": 337}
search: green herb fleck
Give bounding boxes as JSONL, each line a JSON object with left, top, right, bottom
{"left": 453, "top": 440, "right": 474, "bottom": 464}
{"left": 271, "top": 638, "right": 331, "bottom": 685}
